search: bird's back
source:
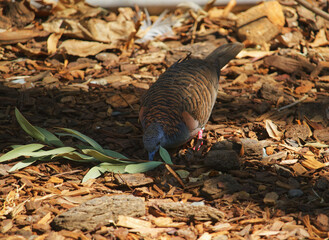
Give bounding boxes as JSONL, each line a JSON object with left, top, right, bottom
{"left": 140, "top": 42, "right": 243, "bottom": 149}
{"left": 140, "top": 59, "right": 218, "bottom": 135}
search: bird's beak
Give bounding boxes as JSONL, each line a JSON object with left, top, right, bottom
{"left": 148, "top": 151, "right": 156, "bottom": 161}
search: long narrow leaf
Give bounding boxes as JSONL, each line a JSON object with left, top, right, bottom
{"left": 35, "top": 126, "right": 64, "bottom": 147}
{"left": 75, "top": 144, "right": 95, "bottom": 150}
{"left": 159, "top": 146, "right": 173, "bottom": 164}
{"left": 10, "top": 145, "right": 24, "bottom": 149}
{"left": 0, "top": 144, "right": 44, "bottom": 162}
{"left": 82, "top": 149, "right": 132, "bottom": 163}
{"left": 103, "top": 149, "right": 128, "bottom": 159}
{"left": 9, "top": 157, "right": 38, "bottom": 172}
{"left": 27, "top": 147, "right": 75, "bottom": 157}
{"left": 125, "top": 161, "right": 163, "bottom": 173}
{"left": 59, "top": 128, "right": 104, "bottom": 153}
{"left": 15, "top": 108, "right": 45, "bottom": 142}
{"left": 99, "top": 162, "right": 127, "bottom": 173}
{"left": 82, "top": 166, "right": 102, "bottom": 183}
{"left": 55, "top": 151, "right": 97, "bottom": 162}
{"left": 55, "top": 133, "right": 86, "bottom": 143}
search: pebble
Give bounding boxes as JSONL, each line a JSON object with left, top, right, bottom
{"left": 288, "top": 189, "right": 303, "bottom": 198}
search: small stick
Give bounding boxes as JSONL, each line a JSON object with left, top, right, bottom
{"left": 295, "top": 0, "right": 329, "bottom": 21}
{"left": 222, "top": 0, "right": 237, "bottom": 18}
{"left": 119, "top": 93, "right": 135, "bottom": 111}
{"left": 189, "top": 10, "right": 199, "bottom": 44}
{"left": 277, "top": 95, "right": 308, "bottom": 111}
{"left": 165, "top": 164, "right": 185, "bottom": 188}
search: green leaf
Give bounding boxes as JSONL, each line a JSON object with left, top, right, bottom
{"left": 15, "top": 108, "right": 45, "bottom": 142}
{"left": 125, "top": 161, "right": 163, "bottom": 173}
{"left": 82, "top": 149, "right": 131, "bottom": 164}
{"left": 103, "top": 149, "right": 128, "bottom": 159}
{"left": 55, "top": 151, "right": 96, "bottom": 162}
{"left": 10, "top": 145, "right": 24, "bottom": 149}
{"left": 0, "top": 144, "right": 44, "bottom": 162}
{"left": 26, "top": 147, "right": 76, "bottom": 157}
{"left": 9, "top": 157, "right": 38, "bottom": 172}
{"left": 159, "top": 146, "right": 173, "bottom": 164}
{"left": 55, "top": 133, "right": 86, "bottom": 143}
{"left": 35, "top": 126, "right": 64, "bottom": 147}
{"left": 75, "top": 144, "right": 96, "bottom": 150}
{"left": 175, "top": 170, "right": 190, "bottom": 179}
{"left": 82, "top": 166, "right": 102, "bottom": 183}
{"left": 75, "top": 146, "right": 128, "bottom": 161}
{"left": 99, "top": 162, "right": 127, "bottom": 173}
{"left": 59, "top": 128, "right": 104, "bottom": 153}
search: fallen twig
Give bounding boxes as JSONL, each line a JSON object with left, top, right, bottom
{"left": 277, "top": 95, "right": 308, "bottom": 111}
{"left": 165, "top": 164, "right": 185, "bottom": 188}
{"left": 295, "top": 0, "right": 329, "bottom": 21}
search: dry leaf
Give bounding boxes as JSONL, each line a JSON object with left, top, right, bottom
{"left": 59, "top": 40, "right": 115, "bottom": 57}
{"left": 47, "top": 31, "right": 64, "bottom": 54}
{"left": 43, "top": 19, "right": 84, "bottom": 39}
{"left": 310, "top": 29, "right": 329, "bottom": 47}
{"left": 135, "top": 51, "right": 166, "bottom": 65}
{"left": 265, "top": 119, "right": 283, "bottom": 141}
{"left": 84, "top": 18, "right": 135, "bottom": 43}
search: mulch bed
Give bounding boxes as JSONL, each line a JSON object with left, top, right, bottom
{"left": 1, "top": 0, "right": 329, "bottom": 239}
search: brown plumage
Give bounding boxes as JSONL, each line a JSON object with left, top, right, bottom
{"left": 139, "top": 42, "right": 244, "bottom": 160}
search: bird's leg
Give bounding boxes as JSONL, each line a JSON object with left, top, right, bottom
{"left": 193, "top": 128, "right": 204, "bottom": 151}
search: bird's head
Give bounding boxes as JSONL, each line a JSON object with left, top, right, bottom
{"left": 143, "top": 123, "right": 165, "bottom": 160}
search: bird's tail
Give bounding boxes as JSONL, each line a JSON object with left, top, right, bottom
{"left": 205, "top": 42, "right": 244, "bottom": 70}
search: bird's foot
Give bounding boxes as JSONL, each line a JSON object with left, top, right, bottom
{"left": 193, "top": 128, "right": 204, "bottom": 151}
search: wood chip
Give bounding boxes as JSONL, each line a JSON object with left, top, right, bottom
{"left": 116, "top": 216, "right": 152, "bottom": 228}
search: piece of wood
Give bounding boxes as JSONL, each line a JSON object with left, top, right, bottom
{"left": 155, "top": 201, "right": 225, "bottom": 221}
{"left": 311, "top": 61, "right": 329, "bottom": 78}
{"left": 238, "top": 17, "right": 281, "bottom": 45}
{"left": 295, "top": 0, "right": 329, "bottom": 21}
{"left": 6, "top": 1, "right": 35, "bottom": 28}
{"left": 264, "top": 55, "right": 302, "bottom": 74}
{"left": 236, "top": 1, "right": 285, "bottom": 28}
{"left": 114, "top": 173, "right": 154, "bottom": 187}
{"left": 51, "top": 195, "right": 145, "bottom": 231}
{"left": 291, "top": 163, "right": 307, "bottom": 175}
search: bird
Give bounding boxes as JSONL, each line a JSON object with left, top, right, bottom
{"left": 139, "top": 42, "right": 244, "bottom": 160}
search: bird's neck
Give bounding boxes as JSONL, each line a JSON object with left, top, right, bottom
{"left": 162, "top": 122, "right": 191, "bottom": 148}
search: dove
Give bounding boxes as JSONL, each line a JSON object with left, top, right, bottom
{"left": 139, "top": 42, "right": 243, "bottom": 160}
